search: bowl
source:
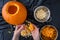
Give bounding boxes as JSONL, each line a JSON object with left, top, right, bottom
{"left": 40, "top": 25, "right": 58, "bottom": 40}
{"left": 34, "top": 6, "right": 51, "bottom": 22}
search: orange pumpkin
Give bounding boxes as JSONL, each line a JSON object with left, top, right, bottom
{"left": 21, "top": 23, "right": 35, "bottom": 37}
{"left": 2, "top": 1, "right": 27, "bottom": 25}
{"left": 28, "top": 23, "right": 35, "bottom": 32}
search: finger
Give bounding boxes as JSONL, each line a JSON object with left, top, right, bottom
{"left": 18, "top": 24, "right": 25, "bottom": 29}
{"left": 15, "top": 24, "right": 23, "bottom": 30}
{"left": 18, "top": 25, "right": 24, "bottom": 32}
{"left": 15, "top": 26, "right": 18, "bottom": 30}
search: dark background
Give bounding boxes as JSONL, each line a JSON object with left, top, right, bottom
{"left": 0, "top": 0, "right": 60, "bottom": 40}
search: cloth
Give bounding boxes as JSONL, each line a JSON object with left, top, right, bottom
{"left": 0, "top": 0, "right": 60, "bottom": 40}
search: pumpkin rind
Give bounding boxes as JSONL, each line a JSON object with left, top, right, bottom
{"left": 2, "top": 1, "right": 27, "bottom": 25}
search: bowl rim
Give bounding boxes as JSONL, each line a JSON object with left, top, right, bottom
{"left": 34, "top": 6, "right": 51, "bottom": 22}
{"left": 40, "top": 25, "right": 58, "bottom": 40}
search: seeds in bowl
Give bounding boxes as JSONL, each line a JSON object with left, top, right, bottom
{"left": 34, "top": 6, "right": 50, "bottom": 22}
{"left": 36, "top": 8, "right": 47, "bottom": 20}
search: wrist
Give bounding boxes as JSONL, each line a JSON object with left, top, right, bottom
{"left": 33, "top": 37, "right": 40, "bottom": 40}
{"left": 34, "top": 38, "right": 40, "bottom": 40}
{"left": 12, "top": 34, "right": 19, "bottom": 40}
{"left": 14, "top": 33, "right": 20, "bottom": 37}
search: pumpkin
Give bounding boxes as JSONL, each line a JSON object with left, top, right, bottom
{"left": 21, "top": 22, "right": 35, "bottom": 37}
{"left": 21, "top": 28, "right": 31, "bottom": 37}
{"left": 2, "top": 1, "right": 27, "bottom": 25}
{"left": 28, "top": 23, "right": 35, "bottom": 32}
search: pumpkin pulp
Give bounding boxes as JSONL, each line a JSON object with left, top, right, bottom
{"left": 8, "top": 5, "right": 17, "bottom": 14}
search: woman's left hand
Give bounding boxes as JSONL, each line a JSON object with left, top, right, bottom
{"left": 12, "top": 24, "right": 24, "bottom": 40}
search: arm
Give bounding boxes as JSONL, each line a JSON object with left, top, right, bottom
{"left": 12, "top": 34, "right": 19, "bottom": 40}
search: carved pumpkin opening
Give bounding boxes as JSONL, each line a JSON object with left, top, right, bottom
{"left": 8, "top": 5, "right": 17, "bottom": 14}
{"left": 2, "top": 1, "right": 27, "bottom": 25}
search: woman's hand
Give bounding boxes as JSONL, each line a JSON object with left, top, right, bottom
{"left": 31, "top": 25, "right": 40, "bottom": 40}
{"left": 12, "top": 25, "right": 24, "bottom": 40}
